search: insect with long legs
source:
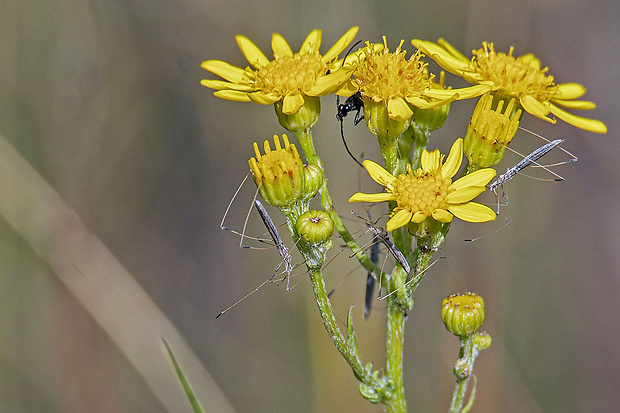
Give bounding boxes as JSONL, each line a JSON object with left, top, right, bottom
{"left": 351, "top": 211, "right": 411, "bottom": 274}
{"left": 334, "top": 39, "right": 365, "bottom": 167}
{"left": 488, "top": 138, "right": 572, "bottom": 214}
{"left": 253, "top": 199, "right": 294, "bottom": 277}
{"left": 216, "top": 199, "right": 296, "bottom": 319}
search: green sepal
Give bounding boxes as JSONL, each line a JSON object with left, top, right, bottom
{"left": 162, "top": 338, "right": 205, "bottom": 413}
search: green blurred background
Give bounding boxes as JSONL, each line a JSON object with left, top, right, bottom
{"left": 0, "top": 0, "right": 618, "bottom": 412}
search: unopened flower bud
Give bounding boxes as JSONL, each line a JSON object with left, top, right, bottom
{"left": 275, "top": 96, "right": 321, "bottom": 134}
{"left": 441, "top": 292, "right": 486, "bottom": 338}
{"left": 296, "top": 210, "right": 334, "bottom": 244}
{"left": 464, "top": 93, "right": 521, "bottom": 170}
{"left": 473, "top": 332, "right": 492, "bottom": 350}
{"left": 302, "top": 164, "right": 324, "bottom": 201}
{"left": 248, "top": 134, "right": 304, "bottom": 208}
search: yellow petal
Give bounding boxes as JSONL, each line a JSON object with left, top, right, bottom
{"left": 236, "top": 35, "right": 270, "bottom": 69}
{"left": 410, "top": 211, "right": 428, "bottom": 224}
{"left": 307, "top": 68, "right": 352, "bottom": 96}
{"left": 213, "top": 90, "right": 252, "bottom": 102}
{"left": 449, "top": 169, "right": 496, "bottom": 191}
{"left": 200, "top": 79, "right": 255, "bottom": 92}
{"left": 452, "top": 84, "right": 492, "bottom": 100}
{"left": 446, "top": 186, "right": 485, "bottom": 204}
{"left": 552, "top": 98, "right": 596, "bottom": 110}
{"left": 322, "top": 27, "right": 359, "bottom": 63}
{"left": 335, "top": 79, "right": 359, "bottom": 97}
{"left": 386, "top": 209, "right": 413, "bottom": 231}
{"left": 201, "top": 60, "right": 247, "bottom": 83}
{"left": 282, "top": 94, "right": 305, "bottom": 114}
{"left": 387, "top": 97, "right": 413, "bottom": 122}
{"left": 432, "top": 209, "right": 454, "bottom": 223}
{"left": 448, "top": 202, "right": 497, "bottom": 222}
{"left": 348, "top": 192, "right": 395, "bottom": 203}
{"left": 437, "top": 38, "right": 469, "bottom": 61}
{"left": 421, "top": 148, "right": 441, "bottom": 172}
{"left": 362, "top": 160, "right": 397, "bottom": 188}
{"left": 247, "top": 91, "right": 279, "bottom": 104}
{"left": 300, "top": 29, "right": 322, "bottom": 54}
{"left": 422, "top": 88, "right": 459, "bottom": 100}
{"left": 411, "top": 39, "right": 471, "bottom": 76}
{"left": 520, "top": 95, "right": 555, "bottom": 123}
{"left": 548, "top": 103, "right": 607, "bottom": 134}
{"left": 442, "top": 138, "right": 463, "bottom": 179}
{"left": 404, "top": 95, "right": 432, "bottom": 108}
{"left": 271, "top": 33, "right": 293, "bottom": 59}
{"left": 554, "top": 83, "right": 586, "bottom": 100}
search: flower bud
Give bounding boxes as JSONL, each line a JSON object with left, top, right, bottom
{"left": 473, "top": 332, "right": 492, "bottom": 350}
{"left": 248, "top": 134, "right": 305, "bottom": 208}
{"left": 441, "top": 292, "right": 486, "bottom": 338}
{"left": 302, "top": 164, "right": 324, "bottom": 201}
{"left": 411, "top": 72, "right": 451, "bottom": 135}
{"left": 464, "top": 93, "right": 521, "bottom": 170}
{"left": 364, "top": 98, "right": 412, "bottom": 139}
{"left": 296, "top": 210, "right": 334, "bottom": 244}
{"left": 275, "top": 96, "right": 321, "bottom": 134}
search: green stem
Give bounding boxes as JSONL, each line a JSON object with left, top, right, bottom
{"left": 449, "top": 337, "right": 475, "bottom": 413}
{"left": 383, "top": 266, "right": 408, "bottom": 413}
{"left": 294, "top": 128, "right": 385, "bottom": 280}
{"left": 449, "top": 376, "right": 470, "bottom": 413}
{"left": 308, "top": 268, "right": 376, "bottom": 386}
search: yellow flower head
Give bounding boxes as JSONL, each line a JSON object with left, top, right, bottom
{"left": 412, "top": 38, "right": 607, "bottom": 133}
{"left": 349, "top": 139, "right": 496, "bottom": 231}
{"left": 339, "top": 38, "right": 490, "bottom": 123}
{"left": 202, "top": 27, "right": 359, "bottom": 115}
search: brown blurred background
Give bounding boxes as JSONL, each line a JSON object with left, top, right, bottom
{"left": 0, "top": 0, "right": 618, "bottom": 412}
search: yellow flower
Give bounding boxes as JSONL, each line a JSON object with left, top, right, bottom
{"left": 201, "top": 27, "right": 359, "bottom": 115}
{"left": 339, "top": 38, "right": 490, "bottom": 123}
{"left": 349, "top": 139, "right": 496, "bottom": 231}
{"left": 412, "top": 39, "right": 607, "bottom": 133}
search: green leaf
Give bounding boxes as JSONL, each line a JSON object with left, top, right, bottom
{"left": 162, "top": 338, "right": 205, "bottom": 413}
{"left": 461, "top": 375, "right": 478, "bottom": 413}
{"left": 346, "top": 307, "right": 361, "bottom": 359}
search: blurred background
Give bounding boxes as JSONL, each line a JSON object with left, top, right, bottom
{"left": 0, "top": 0, "right": 618, "bottom": 412}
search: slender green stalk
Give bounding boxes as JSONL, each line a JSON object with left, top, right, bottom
{"left": 307, "top": 268, "right": 376, "bottom": 386}
{"left": 293, "top": 128, "right": 385, "bottom": 280}
{"left": 383, "top": 267, "right": 408, "bottom": 413}
{"left": 449, "top": 375, "right": 470, "bottom": 413}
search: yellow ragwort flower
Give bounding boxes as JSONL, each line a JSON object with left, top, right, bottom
{"left": 201, "top": 27, "right": 359, "bottom": 115}
{"left": 339, "top": 38, "right": 490, "bottom": 123}
{"left": 411, "top": 39, "right": 607, "bottom": 133}
{"left": 349, "top": 139, "right": 496, "bottom": 231}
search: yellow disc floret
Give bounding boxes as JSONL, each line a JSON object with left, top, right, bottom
{"left": 393, "top": 166, "right": 451, "bottom": 222}
{"left": 256, "top": 52, "right": 326, "bottom": 96}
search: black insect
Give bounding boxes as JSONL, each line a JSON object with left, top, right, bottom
{"left": 336, "top": 92, "right": 364, "bottom": 125}
{"left": 336, "top": 92, "right": 365, "bottom": 167}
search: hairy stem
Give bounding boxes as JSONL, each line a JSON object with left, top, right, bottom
{"left": 294, "top": 128, "right": 385, "bottom": 280}
{"left": 308, "top": 268, "right": 376, "bottom": 386}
